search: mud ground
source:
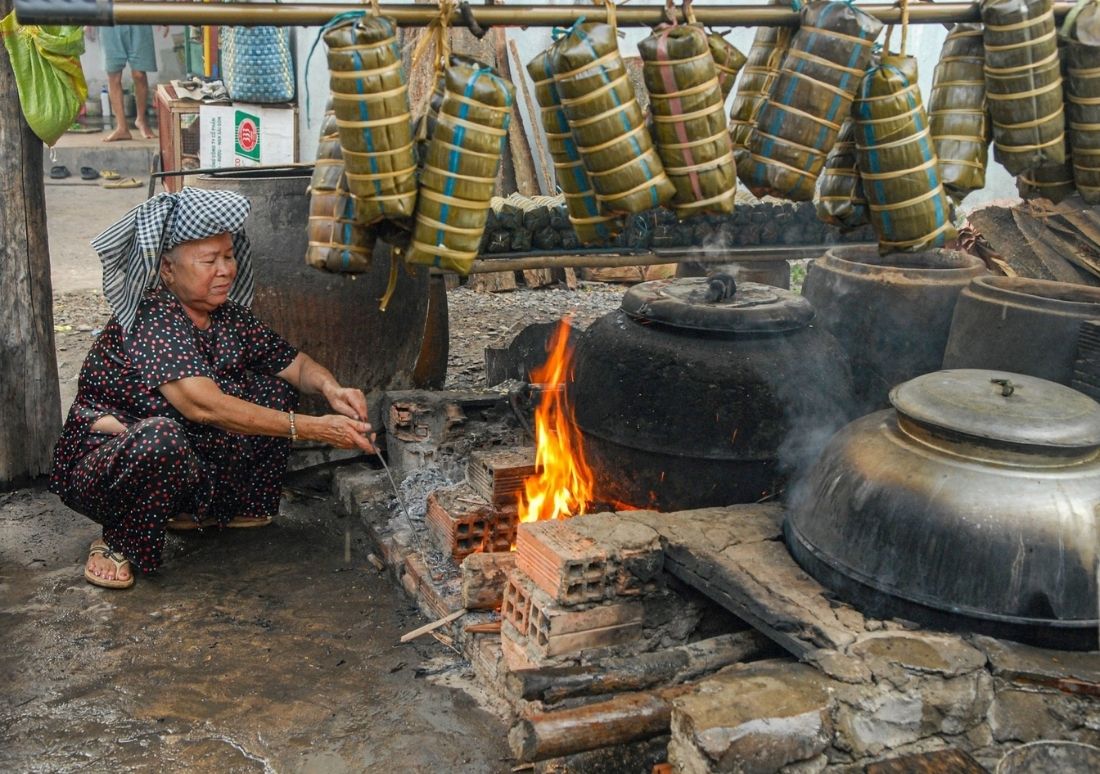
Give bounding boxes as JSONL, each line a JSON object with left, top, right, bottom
{"left": 0, "top": 470, "right": 515, "bottom": 772}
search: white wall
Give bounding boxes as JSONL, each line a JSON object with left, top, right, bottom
{"left": 81, "top": 26, "right": 188, "bottom": 105}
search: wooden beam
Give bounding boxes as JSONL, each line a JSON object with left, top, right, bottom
{"left": 0, "top": 0, "right": 62, "bottom": 488}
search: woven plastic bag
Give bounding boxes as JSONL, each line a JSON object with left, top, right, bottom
{"left": 739, "top": 1, "right": 884, "bottom": 201}
{"left": 728, "top": 0, "right": 796, "bottom": 156}
{"left": 325, "top": 12, "right": 417, "bottom": 224}
{"left": 220, "top": 26, "right": 295, "bottom": 103}
{"left": 816, "top": 119, "right": 869, "bottom": 230}
{"left": 928, "top": 24, "right": 990, "bottom": 204}
{"left": 527, "top": 48, "right": 622, "bottom": 245}
{"left": 640, "top": 22, "right": 737, "bottom": 216}
{"left": 981, "top": 0, "right": 1066, "bottom": 176}
{"left": 854, "top": 54, "right": 957, "bottom": 253}
{"left": 550, "top": 6, "right": 675, "bottom": 215}
{"left": 709, "top": 33, "right": 747, "bottom": 100}
{"left": 1063, "top": 0, "right": 1100, "bottom": 203}
{"left": 407, "top": 62, "right": 514, "bottom": 273}
{"left": 307, "top": 104, "right": 376, "bottom": 272}
{"left": 0, "top": 14, "right": 86, "bottom": 146}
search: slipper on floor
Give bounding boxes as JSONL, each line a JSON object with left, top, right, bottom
{"left": 49, "top": 165, "right": 71, "bottom": 179}
{"left": 166, "top": 515, "right": 215, "bottom": 531}
{"left": 103, "top": 177, "right": 142, "bottom": 189}
{"left": 80, "top": 166, "right": 100, "bottom": 181}
{"left": 84, "top": 540, "right": 134, "bottom": 589}
{"left": 100, "top": 169, "right": 121, "bottom": 180}
{"left": 226, "top": 515, "right": 273, "bottom": 529}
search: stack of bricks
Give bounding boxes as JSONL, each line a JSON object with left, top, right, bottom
{"left": 424, "top": 447, "right": 533, "bottom": 563}
{"left": 500, "top": 511, "right": 666, "bottom": 668}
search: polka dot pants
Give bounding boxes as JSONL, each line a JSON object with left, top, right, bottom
{"left": 58, "top": 374, "right": 298, "bottom": 575}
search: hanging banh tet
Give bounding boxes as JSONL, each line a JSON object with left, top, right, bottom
{"left": 550, "top": 3, "right": 675, "bottom": 215}
{"left": 527, "top": 49, "right": 622, "bottom": 245}
{"left": 407, "top": 62, "right": 515, "bottom": 273}
{"left": 739, "top": 1, "right": 884, "bottom": 201}
{"left": 639, "top": 21, "right": 737, "bottom": 217}
{"left": 310, "top": 101, "right": 345, "bottom": 193}
{"left": 728, "top": 0, "right": 798, "bottom": 157}
{"left": 980, "top": 0, "right": 1066, "bottom": 176}
{"left": 708, "top": 33, "right": 747, "bottom": 100}
{"left": 325, "top": 11, "right": 417, "bottom": 224}
{"left": 854, "top": 54, "right": 957, "bottom": 252}
{"left": 307, "top": 108, "right": 376, "bottom": 272}
{"left": 928, "top": 24, "right": 990, "bottom": 204}
{"left": 816, "top": 119, "right": 869, "bottom": 230}
{"left": 415, "top": 54, "right": 485, "bottom": 166}
{"left": 1063, "top": 0, "right": 1100, "bottom": 203}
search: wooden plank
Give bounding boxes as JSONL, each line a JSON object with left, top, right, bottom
{"left": 865, "top": 748, "right": 988, "bottom": 773}
{"left": 399, "top": 607, "right": 467, "bottom": 643}
{"left": 0, "top": 0, "right": 62, "bottom": 487}
{"left": 469, "top": 270, "right": 519, "bottom": 293}
{"left": 509, "top": 37, "right": 554, "bottom": 195}
{"left": 492, "top": 26, "right": 539, "bottom": 196}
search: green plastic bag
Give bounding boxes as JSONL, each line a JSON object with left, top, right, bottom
{"left": 0, "top": 14, "right": 87, "bottom": 146}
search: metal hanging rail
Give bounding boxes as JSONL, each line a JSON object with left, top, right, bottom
{"left": 13, "top": 0, "right": 1078, "bottom": 28}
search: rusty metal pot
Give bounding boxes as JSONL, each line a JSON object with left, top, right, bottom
{"left": 943, "top": 275, "right": 1100, "bottom": 385}
{"left": 787, "top": 369, "right": 1100, "bottom": 650}
{"left": 801, "top": 246, "right": 987, "bottom": 413}
{"left": 571, "top": 276, "right": 855, "bottom": 511}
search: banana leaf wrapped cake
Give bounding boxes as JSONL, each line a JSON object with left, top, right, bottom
{"left": 853, "top": 55, "right": 957, "bottom": 252}
{"left": 310, "top": 103, "right": 345, "bottom": 193}
{"left": 527, "top": 48, "right": 622, "bottom": 245}
{"left": 551, "top": 20, "right": 675, "bottom": 214}
{"left": 407, "top": 62, "right": 514, "bottom": 273}
{"left": 729, "top": 0, "right": 795, "bottom": 156}
{"left": 816, "top": 119, "right": 868, "bottom": 230}
{"left": 928, "top": 24, "right": 990, "bottom": 203}
{"left": 739, "top": 0, "right": 884, "bottom": 201}
{"left": 325, "top": 14, "right": 417, "bottom": 223}
{"left": 1064, "top": 0, "right": 1100, "bottom": 203}
{"left": 709, "top": 33, "right": 747, "bottom": 100}
{"left": 1017, "top": 155, "right": 1076, "bottom": 201}
{"left": 980, "top": 0, "right": 1065, "bottom": 175}
{"left": 640, "top": 23, "right": 737, "bottom": 217}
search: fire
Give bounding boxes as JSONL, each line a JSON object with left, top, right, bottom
{"left": 517, "top": 319, "right": 594, "bottom": 523}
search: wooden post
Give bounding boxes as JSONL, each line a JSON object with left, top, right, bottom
{"left": 0, "top": 0, "right": 63, "bottom": 488}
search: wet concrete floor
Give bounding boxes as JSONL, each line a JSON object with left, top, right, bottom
{"left": 0, "top": 470, "right": 513, "bottom": 772}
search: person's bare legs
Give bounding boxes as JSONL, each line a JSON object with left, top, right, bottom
{"left": 103, "top": 70, "right": 132, "bottom": 142}
{"left": 132, "top": 70, "right": 155, "bottom": 139}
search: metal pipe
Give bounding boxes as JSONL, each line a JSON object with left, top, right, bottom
{"left": 13, "top": 0, "right": 1080, "bottom": 28}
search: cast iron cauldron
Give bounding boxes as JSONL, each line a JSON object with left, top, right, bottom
{"left": 786, "top": 369, "right": 1100, "bottom": 650}
{"left": 802, "top": 246, "right": 987, "bottom": 413}
{"left": 570, "top": 276, "right": 855, "bottom": 511}
{"left": 943, "top": 275, "right": 1100, "bottom": 385}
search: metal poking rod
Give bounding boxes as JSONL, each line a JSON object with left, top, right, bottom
{"left": 12, "top": 0, "right": 1080, "bottom": 28}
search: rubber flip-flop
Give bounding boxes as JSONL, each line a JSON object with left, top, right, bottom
{"left": 49, "top": 165, "right": 71, "bottom": 179}
{"left": 226, "top": 515, "right": 273, "bottom": 529}
{"left": 101, "top": 169, "right": 121, "bottom": 180}
{"left": 166, "top": 515, "right": 216, "bottom": 531}
{"left": 103, "top": 177, "right": 142, "bottom": 189}
{"left": 84, "top": 540, "right": 135, "bottom": 589}
{"left": 80, "top": 166, "right": 100, "bottom": 181}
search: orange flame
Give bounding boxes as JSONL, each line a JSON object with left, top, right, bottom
{"left": 517, "top": 319, "right": 594, "bottom": 523}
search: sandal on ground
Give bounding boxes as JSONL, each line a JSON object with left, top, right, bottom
{"left": 100, "top": 169, "right": 121, "bottom": 180}
{"left": 80, "top": 166, "right": 100, "bottom": 181}
{"left": 226, "top": 515, "right": 273, "bottom": 529}
{"left": 166, "top": 514, "right": 215, "bottom": 531}
{"left": 103, "top": 177, "right": 142, "bottom": 189}
{"left": 84, "top": 540, "right": 135, "bottom": 589}
{"left": 49, "top": 165, "right": 71, "bottom": 179}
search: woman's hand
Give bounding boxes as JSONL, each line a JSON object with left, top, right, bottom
{"left": 302, "top": 414, "right": 377, "bottom": 453}
{"left": 323, "top": 384, "right": 369, "bottom": 422}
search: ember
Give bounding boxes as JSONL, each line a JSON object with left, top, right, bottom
{"left": 517, "top": 319, "right": 594, "bottom": 523}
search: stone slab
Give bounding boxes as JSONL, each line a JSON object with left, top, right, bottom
{"left": 971, "top": 635, "right": 1100, "bottom": 694}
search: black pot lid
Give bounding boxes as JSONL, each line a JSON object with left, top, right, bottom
{"left": 620, "top": 277, "right": 815, "bottom": 333}
{"left": 891, "top": 369, "right": 1100, "bottom": 451}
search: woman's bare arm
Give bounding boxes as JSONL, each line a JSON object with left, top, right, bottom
{"left": 277, "top": 352, "right": 369, "bottom": 420}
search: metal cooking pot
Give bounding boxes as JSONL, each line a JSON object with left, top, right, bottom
{"left": 786, "top": 369, "right": 1100, "bottom": 650}
{"left": 571, "top": 276, "right": 855, "bottom": 511}
{"left": 943, "top": 275, "right": 1100, "bottom": 385}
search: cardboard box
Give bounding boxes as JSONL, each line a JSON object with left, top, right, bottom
{"left": 199, "top": 103, "right": 297, "bottom": 169}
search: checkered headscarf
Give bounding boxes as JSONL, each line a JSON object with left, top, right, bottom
{"left": 91, "top": 187, "right": 255, "bottom": 332}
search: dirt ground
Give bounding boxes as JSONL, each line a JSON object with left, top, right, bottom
{"left": 4, "top": 180, "right": 627, "bottom": 772}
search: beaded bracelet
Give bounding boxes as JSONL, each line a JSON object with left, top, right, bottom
{"left": 288, "top": 410, "right": 298, "bottom": 442}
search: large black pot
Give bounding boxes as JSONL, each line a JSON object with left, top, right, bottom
{"left": 787, "top": 369, "right": 1100, "bottom": 650}
{"left": 802, "top": 246, "right": 987, "bottom": 414}
{"left": 943, "top": 275, "right": 1100, "bottom": 385}
{"left": 193, "top": 171, "right": 440, "bottom": 421}
{"left": 571, "top": 277, "right": 855, "bottom": 511}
